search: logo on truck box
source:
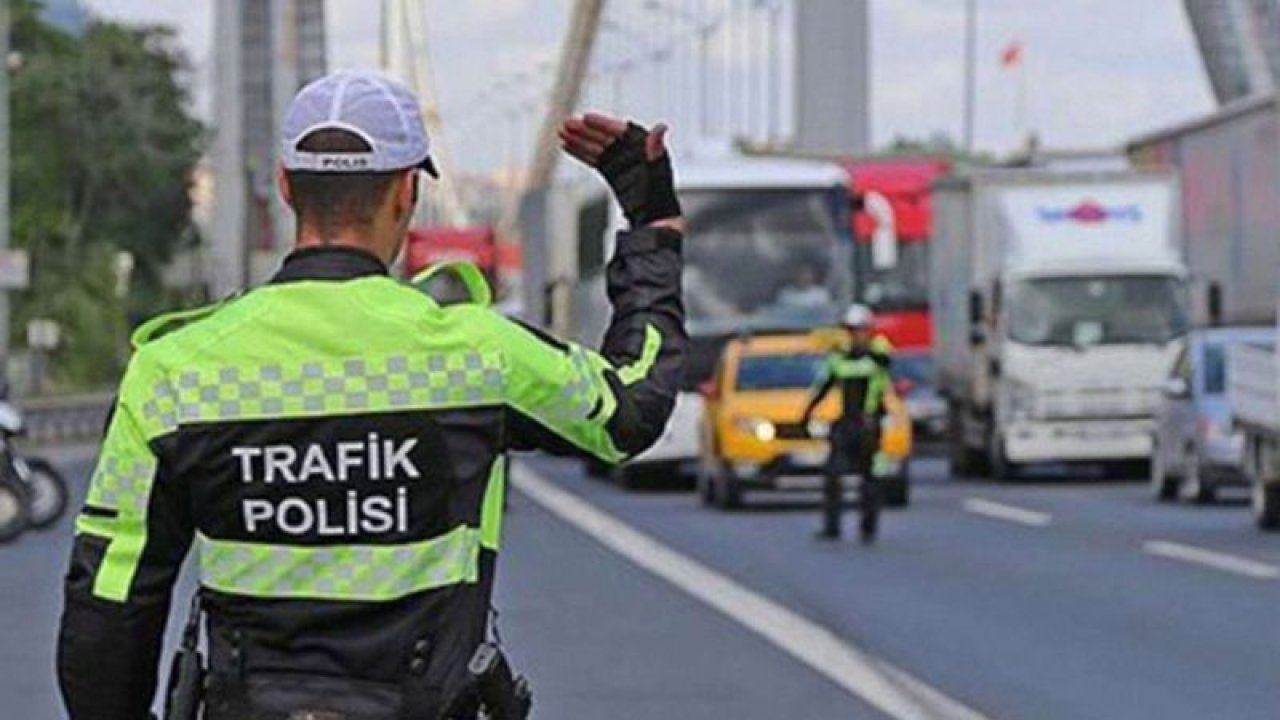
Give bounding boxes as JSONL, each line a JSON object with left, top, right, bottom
{"left": 1036, "top": 200, "right": 1142, "bottom": 224}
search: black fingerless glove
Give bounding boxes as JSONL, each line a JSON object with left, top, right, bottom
{"left": 596, "top": 123, "right": 682, "bottom": 227}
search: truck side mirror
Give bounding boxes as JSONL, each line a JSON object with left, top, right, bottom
{"left": 968, "top": 290, "right": 983, "bottom": 326}
{"left": 1163, "top": 377, "right": 1189, "bottom": 398}
{"left": 1207, "top": 282, "right": 1222, "bottom": 327}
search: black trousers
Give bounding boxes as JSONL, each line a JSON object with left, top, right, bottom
{"left": 821, "top": 419, "right": 880, "bottom": 537}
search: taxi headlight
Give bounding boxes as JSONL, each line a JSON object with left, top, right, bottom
{"left": 734, "top": 417, "right": 776, "bottom": 442}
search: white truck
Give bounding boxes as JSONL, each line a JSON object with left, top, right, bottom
{"left": 932, "top": 170, "right": 1188, "bottom": 479}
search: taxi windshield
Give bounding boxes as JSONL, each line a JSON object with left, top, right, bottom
{"left": 735, "top": 353, "right": 826, "bottom": 391}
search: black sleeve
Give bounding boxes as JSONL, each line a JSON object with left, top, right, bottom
{"left": 803, "top": 376, "right": 836, "bottom": 421}
{"left": 58, "top": 382, "right": 192, "bottom": 719}
{"left": 504, "top": 226, "right": 686, "bottom": 462}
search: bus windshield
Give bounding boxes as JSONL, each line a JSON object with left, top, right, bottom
{"left": 682, "top": 188, "right": 849, "bottom": 336}
{"left": 854, "top": 240, "right": 930, "bottom": 312}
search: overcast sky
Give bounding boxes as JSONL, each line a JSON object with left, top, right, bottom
{"left": 80, "top": 0, "right": 1214, "bottom": 172}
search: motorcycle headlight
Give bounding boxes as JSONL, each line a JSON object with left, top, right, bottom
{"left": 733, "top": 417, "right": 776, "bottom": 442}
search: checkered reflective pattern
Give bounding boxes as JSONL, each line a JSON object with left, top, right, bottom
{"left": 546, "top": 346, "right": 604, "bottom": 423}
{"left": 147, "top": 351, "right": 504, "bottom": 425}
{"left": 198, "top": 525, "right": 482, "bottom": 601}
{"left": 86, "top": 456, "right": 157, "bottom": 514}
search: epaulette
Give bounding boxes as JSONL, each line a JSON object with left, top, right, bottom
{"left": 130, "top": 292, "right": 241, "bottom": 349}
{"left": 409, "top": 261, "right": 492, "bottom": 307}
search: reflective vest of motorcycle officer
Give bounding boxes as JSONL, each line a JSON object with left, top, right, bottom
{"left": 801, "top": 304, "right": 892, "bottom": 542}
{"left": 56, "top": 71, "right": 687, "bottom": 720}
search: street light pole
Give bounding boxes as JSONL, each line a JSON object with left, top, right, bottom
{"left": 645, "top": 0, "right": 721, "bottom": 141}
{"left": 698, "top": 16, "right": 713, "bottom": 138}
{"left": 0, "top": 1, "right": 11, "bottom": 371}
{"left": 963, "top": 0, "right": 977, "bottom": 153}
{"left": 765, "top": 0, "right": 783, "bottom": 145}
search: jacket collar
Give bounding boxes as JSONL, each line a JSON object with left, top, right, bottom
{"left": 270, "top": 246, "right": 389, "bottom": 284}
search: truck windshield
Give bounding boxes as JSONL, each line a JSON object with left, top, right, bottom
{"left": 682, "top": 188, "right": 848, "bottom": 336}
{"left": 854, "top": 241, "right": 930, "bottom": 312}
{"left": 1008, "top": 275, "right": 1187, "bottom": 347}
{"left": 736, "top": 353, "right": 826, "bottom": 391}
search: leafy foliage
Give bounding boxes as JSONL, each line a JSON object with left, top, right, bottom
{"left": 10, "top": 0, "right": 204, "bottom": 389}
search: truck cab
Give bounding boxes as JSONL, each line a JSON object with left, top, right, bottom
{"left": 934, "top": 171, "right": 1188, "bottom": 478}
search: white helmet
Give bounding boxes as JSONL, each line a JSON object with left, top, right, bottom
{"left": 842, "top": 303, "right": 874, "bottom": 329}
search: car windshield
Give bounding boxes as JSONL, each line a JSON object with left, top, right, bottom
{"left": 1007, "top": 275, "right": 1187, "bottom": 347}
{"left": 682, "top": 188, "right": 849, "bottom": 336}
{"left": 735, "top": 353, "right": 826, "bottom": 391}
{"left": 892, "top": 353, "right": 935, "bottom": 386}
{"left": 1202, "top": 343, "right": 1226, "bottom": 395}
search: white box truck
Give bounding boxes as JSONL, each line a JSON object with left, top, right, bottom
{"left": 933, "top": 170, "right": 1188, "bottom": 479}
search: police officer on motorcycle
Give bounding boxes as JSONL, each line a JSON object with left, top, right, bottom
{"left": 56, "top": 70, "right": 687, "bottom": 719}
{"left": 801, "top": 304, "right": 892, "bottom": 544}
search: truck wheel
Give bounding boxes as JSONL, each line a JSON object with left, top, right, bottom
{"left": 947, "top": 406, "right": 987, "bottom": 478}
{"left": 1150, "top": 442, "right": 1179, "bottom": 502}
{"left": 584, "top": 459, "right": 610, "bottom": 480}
{"left": 611, "top": 463, "right": 633, "bottom": 489}
{"left": 1252, "top": 482, "right": 1280, "bottom": 531}
{"left": 947, "top": 404, "right": 970, "bottom": 475}
{"left": 712, "top": 464, "right": 743, "bottom": 510}
{"left": 696, "top": 461, "right": 716, "bottom": 506}
{"left": 883, "top": 472, "right": 910, "bottom": 508}
{"left": 990, "top": 441, "right": 1019, "bottom": 482}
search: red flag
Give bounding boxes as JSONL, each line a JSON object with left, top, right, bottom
{"left": 1000, "top": 40, "right": 1023, "bottom": 68}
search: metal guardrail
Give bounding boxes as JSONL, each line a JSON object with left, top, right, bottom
{"left": 19, "top": 392, "right": 114, "bottom": 445}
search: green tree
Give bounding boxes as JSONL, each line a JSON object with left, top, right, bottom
{"left": 10, "top": 0, "right": 204, "bottom": 389}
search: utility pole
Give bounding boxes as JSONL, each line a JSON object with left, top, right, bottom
{"left": 765, "top": 0, "right": 783, "bottom": 145}
{"left": 0, "top": 0, "right": 11, "bottom": 371}
{"left": 963, "top": 0, "right": 977, "bottom": 153}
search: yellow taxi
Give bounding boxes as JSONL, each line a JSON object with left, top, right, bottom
{"left": 696, "top": 330, "right": 912, "bottom": 510}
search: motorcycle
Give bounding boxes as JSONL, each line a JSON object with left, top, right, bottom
{"left": 0, "top": 399, "right": 68, "bottom": 543}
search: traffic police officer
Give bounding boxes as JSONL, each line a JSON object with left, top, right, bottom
{"left": 57, "top": 71, "right": 687, "bottom": 719}
{"left": 801, "top": 304, "right": 892, "bottom": 543}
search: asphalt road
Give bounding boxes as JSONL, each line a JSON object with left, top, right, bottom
{"left": 6, "top": 447, "right": 1280, "bottom": 718}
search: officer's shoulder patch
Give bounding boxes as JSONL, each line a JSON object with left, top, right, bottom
{"left": 130, "top": 295, "right": 237, "bottom": 349}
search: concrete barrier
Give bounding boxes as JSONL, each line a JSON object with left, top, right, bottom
{"left": 19, "top": 392, "right": 114, "bottom": 445}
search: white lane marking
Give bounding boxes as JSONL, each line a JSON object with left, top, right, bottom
{"left": 962, "top": 498, "right": 1052, "bottom": 527}
{"left": 1142, "top": 540, "right": 1280, "bottom": 580}
{"left": 512, "top": 464, "right": 991, "bottom": 720}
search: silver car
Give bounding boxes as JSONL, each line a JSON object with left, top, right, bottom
{"left": 1151, "top": 327, "right": 1270, "bottom": 503}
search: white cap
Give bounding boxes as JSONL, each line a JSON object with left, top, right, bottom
{"left": 842, "top": 303, "right": 874, "bottom": 329}
{"left": 280, "top": 70, "right": 438, "bottom": 177}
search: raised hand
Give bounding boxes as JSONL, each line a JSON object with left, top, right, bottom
{"left": 558, "top": 113, "right": 682, "bottom": 230}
